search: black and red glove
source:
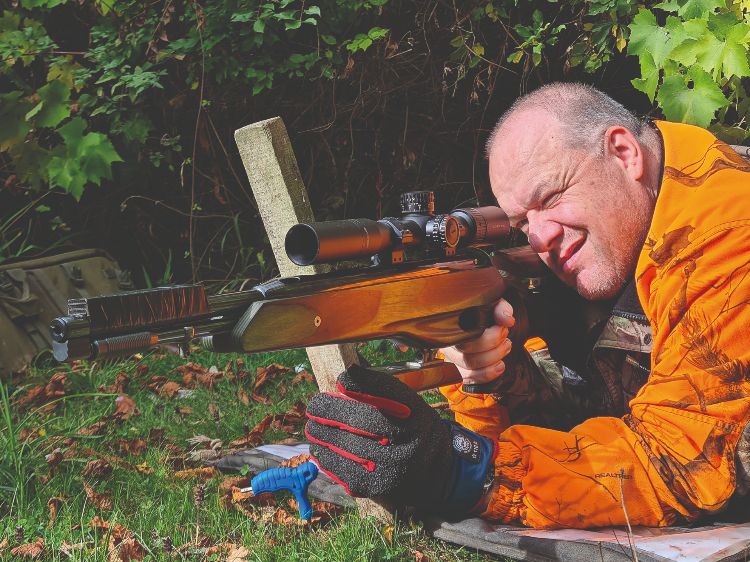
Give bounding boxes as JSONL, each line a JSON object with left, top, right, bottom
{"left": 305, "top": 365, "right": 495, "bottom": 514}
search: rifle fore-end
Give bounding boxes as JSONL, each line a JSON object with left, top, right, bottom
{"left": 51, "top": 250, "right": 547, "bottom": 391}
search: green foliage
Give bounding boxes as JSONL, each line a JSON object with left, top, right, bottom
{"left": 2, "top": 0, "right": 749, "bottom": 277}
{"left": 628, "top": 2, "right": 750, "bottom": 129}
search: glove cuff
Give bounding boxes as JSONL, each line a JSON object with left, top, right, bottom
{"left": 440, "top": 421, "right": 495, "bottom": 515}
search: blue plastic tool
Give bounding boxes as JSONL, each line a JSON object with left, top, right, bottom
{"left": 241, "top": 461, "right": 319, "bottom": 519}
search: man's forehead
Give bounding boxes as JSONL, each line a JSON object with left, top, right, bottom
{"left": 490, "top": 111, "right": 558, "bottom": 183}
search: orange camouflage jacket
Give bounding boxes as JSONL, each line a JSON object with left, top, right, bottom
{"left": 441, "top": 121, "right": 750, "bottom": 527}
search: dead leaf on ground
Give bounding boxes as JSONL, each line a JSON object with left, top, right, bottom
{"left": 48, "top": 496, "right": 65, "bottom": 526}
{"left": 82, "top": 459, "right": 113, "bottom": 479}
{"left": 280, "top": 454, "right": 311, "bottom": 468}
{"left": 292, "top": 370, "right": 314, "bottom": 384}
{"left": 230, "top": 414, "right": 273, "bottom": 447}
{"left": 287, "top": 498, "right": 344, "bottom": 524}
{"left": 148, "top": 428, "right": 165, "bottom": 443}
{"left": 89, "top": 517, "right": 145, "bottom": 562}
{"left": 173, "top": 466, "right": 220, "bottom": 480}
{"left": 10, "top": 537, "right": 45, "bottom": 559}
{"left": 237, "top": 388, "right": 250, "bottom": 405}
{"left": 60, "top": 541, "right": 91, "bottom": 557}
{"left": 83, "top": 481, "right": 113, "bottom": 511}
{"left": 99, "top": 372, "right": 130, "bottom": 394}
{"left": 174, "top": 362, "right": 223, "bottom": 388}
{"left": 218, "top": 476, "right": 250, "bottom": 507}
{"left": 158, "top": 381, "right": 181, "bottom": 398}
{"left": 110, "top": 394, "right": 139, "bottom": 421}
{"left": 0, "top": 537, "right": 8, "bottom": 554}
{"left": 273, "top": 506, "right": 300, "bottom": 526}
{"left": 226, "top": 545, "right": 251, "bottom": 562}
{"left": 79, "top": 421, "right": 107, "bottom": 436}
{"left": 15, "top": 372, "right": 67, "bottom": 411}
{"left": 250, "top": 391, "right": 272, "bottom": 405}
{"left": 45, "top": 448, "right": 64, "bottom": 472}
{"left": 413, "top": 550, "right": 429, "bottom": 561}
{"left": 175, "top": 405, "right": 193, "bottom": 416}
{"left": 142, "top": 375, "right": 168, "bottom": 393}
{"left": 254, "top": 363, "right": 290, "bottom": 387}
{"left": 429, "top": 401, "right": 449, "bottom": 410}
{"left": 114, "top": 438, "right": 147, "bottom": 457}
{"left": 208, "top": 402, "right": 221, "bottom": 422}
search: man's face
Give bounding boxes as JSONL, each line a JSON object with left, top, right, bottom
{"left": 489, "top": 112, "right": 652, "bottom": 300}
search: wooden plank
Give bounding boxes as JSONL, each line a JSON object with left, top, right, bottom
{"left": 234, "top": 117, "right": 393, "bottom": 522}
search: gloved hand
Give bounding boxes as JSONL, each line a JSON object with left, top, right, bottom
{"left": 305, "top": 365, "right": 495, "bottom": 513}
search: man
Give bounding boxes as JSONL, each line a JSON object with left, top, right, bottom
{"left": 305, "top": 83, "right": 750, "bottom": 528}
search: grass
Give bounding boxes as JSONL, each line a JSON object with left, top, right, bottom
{"left": 0, "top": 343, "right": 504, "bottom": 561}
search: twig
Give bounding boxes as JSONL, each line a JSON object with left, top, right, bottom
{"left": 189, "top": 0, "right": 207, "bottom": 283}
{"left": 619, "top": 468, "right": 639, "bottom": 562}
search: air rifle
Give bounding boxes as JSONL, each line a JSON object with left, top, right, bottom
{"left": 49, "top": 191, "right": 549, "bottom": 393}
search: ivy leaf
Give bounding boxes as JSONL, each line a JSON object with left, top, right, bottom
{"left": 0, "top": 91, "right": 32, "bottom": 151}
{"left": 669, "top": 16, "right": 750, "bottom": 79}
{"left": 20, "top": 0, "right": 67, "bottom": 7}
{"left": 305, "top": 6, "right": 321, "bottom": 16}
{"left": 632, "top": 51, "right": 659, "bottom": 102}
{"left": 677, "top": 0, "right": 726, "bottom": 19}
{"left": 47, "top": 117, "right": 123, "bottom": 200}
{"left": 654, "top": 0, "right": 681, "bottom": 11}
{"left": 628, "top": 9, "right": 673, "bottom": 67}
{"left": 27, "top": 80, "right": 71, "bottom": 128}
{"left": 657, "top": 67, "right": 729, "bottom": 127}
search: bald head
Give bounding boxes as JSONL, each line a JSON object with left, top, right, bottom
{"left": 485, "top": 82, "right": 663, "bottom": 300}
{"left": 487, "top": 83, "right": 651, "bottom": 159}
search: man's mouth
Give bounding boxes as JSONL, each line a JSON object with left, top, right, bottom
{"left": 558, "top": 239, "right": 584, "bottom": 274}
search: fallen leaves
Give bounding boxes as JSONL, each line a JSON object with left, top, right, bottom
{"left": 230, "top": 401, "right": 307, "bottom": 448}
{"left": 173, "top": 466, "right": 221, "bottom": 480}
{"left": 10, "top": 538, "right": 45, "bottom": 559}
{"left": 251, "top": 363, "right": 291, "bottom": 402}
{"left": 83, "top": 481, "right": 113, "bottom": 511}
{"left": 158, "top": 380, "right": 181, "bottom": 398}
{"left": 280, "top": 453, "right": 311, "bottom": 468}
{"left": 82, "top": 459, "right": 113, "bottom": 479}
{"left": 90, "top": 517, "right": 145, "bottom": 562}
{"left": 47, "top": 496, "right": 65, "bottom": 526}
{"left": 230, "top": 414, "right": 273, "bottom": 448}
{"left": 99, "top": 371, "right": 130, "bottom": 394}
{"left": 110, "top": 394, "right": 139, "bottom": 421}
{"left": 174, "top": 362, "right": 223, "bottom": 389}
{"left": 15, "top": 372, "right": 68, "bottom": 412}
{"left": 114, "top": 438, "right": 147, "bottom": 457}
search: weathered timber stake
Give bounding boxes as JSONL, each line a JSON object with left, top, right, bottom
{"left": 234, "top": 117, "right": 393, "bottom": 522}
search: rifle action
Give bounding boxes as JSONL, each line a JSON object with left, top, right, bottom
{"left": 50, "top": 191, "right": 548, "bottom": 393}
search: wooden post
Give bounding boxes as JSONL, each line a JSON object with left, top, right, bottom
{"left": 234, "top": 117, "right": 393, "bottom": 521}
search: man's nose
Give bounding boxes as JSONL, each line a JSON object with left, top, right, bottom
{"left": 526, "top": 210, "right": 563, "bottom": 254}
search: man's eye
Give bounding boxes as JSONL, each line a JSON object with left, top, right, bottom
{"left": 542, "top": 191, "right": 562, "bottom": 208}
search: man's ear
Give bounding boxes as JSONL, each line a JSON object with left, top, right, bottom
{"left": 604, "top": 126, "right": 644, "bottom": 181}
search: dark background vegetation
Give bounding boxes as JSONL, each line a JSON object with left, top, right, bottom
{"left": 1, "top": 0, "right": 744, "bottom": 288}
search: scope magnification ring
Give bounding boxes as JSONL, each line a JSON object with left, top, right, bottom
{"left": 428, "top": 215, "right": 461, "bottom": 249}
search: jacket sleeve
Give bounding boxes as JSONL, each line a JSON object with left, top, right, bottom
{"left": 441, "top": 341, "right": 614, "bottom": 440}
{"left": 480, "top": 226, "right": 750, "bottom": 528}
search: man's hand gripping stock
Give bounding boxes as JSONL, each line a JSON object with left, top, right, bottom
{"left": 440, "top": 298, "right": 515, "bottom": 390}
{"left": 303, "top": 299, "right": 515, "bottom": 514}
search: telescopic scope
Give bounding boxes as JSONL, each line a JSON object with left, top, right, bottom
{"left": 285, "top": 191, "right": 510, "bottom": 266}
